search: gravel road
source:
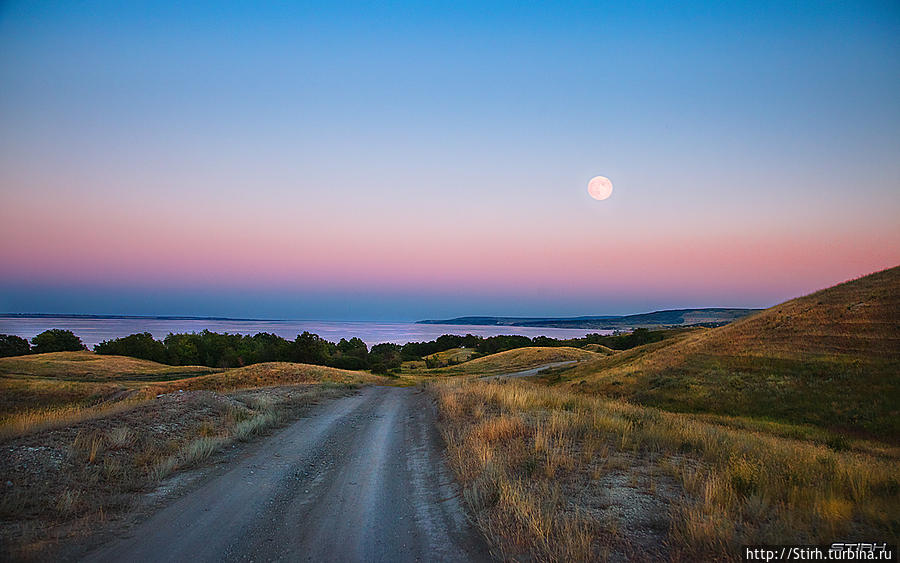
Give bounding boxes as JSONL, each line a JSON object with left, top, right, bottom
{"left": 479, "top": 360, "right": 578, "bottom": 381}
{"left": 85, "top": 386, "right": 492, "bottom": 562}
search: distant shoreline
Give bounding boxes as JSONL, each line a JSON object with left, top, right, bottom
{"left": 417, "top": 308, "right": 762, "bottom": 330}
{"left": 2, "top": 307, "right": 762, "bottom": 329}
{"left": 0, "top": 313, "right": 287, "bottom": 322}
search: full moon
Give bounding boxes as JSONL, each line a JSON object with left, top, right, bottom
{"left": 588, "top": 176, "right": 613, "bottom": 200}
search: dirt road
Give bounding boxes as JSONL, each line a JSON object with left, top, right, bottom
{"left": 85, "top": 386, "right": 491, "bottom": 562}
{"left": 479, "top": 360, "right": 578, "bottom": 381}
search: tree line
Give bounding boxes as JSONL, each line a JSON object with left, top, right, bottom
{"left": 0, "top": 327, "right": 668, "bottom": 373}
{"left": 0, "top": 329, "right": 86, "bottom": 357}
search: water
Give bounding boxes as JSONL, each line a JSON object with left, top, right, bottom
{"left": 0, "top": 316, "right": 609, "bottom": 349}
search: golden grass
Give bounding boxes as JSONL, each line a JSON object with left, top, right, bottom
{"left": 425, "top": 347, "right": 478, "bottom": 363}
{"left": 559, "top": 266, "right": 900, "bottom": 439}
{"left": 0, "top": 399, "right": 148, "bottom": 442}
{"left": 0, "top": 351, "right": 217, "bottom": 380}
{"left": 580, "top": 343, "right": 617, "bottom": 355}
{"left": 144, "top": 362, "right": 388, "bottom": 394}
{"left": 0, "top": 376, "right": 131, "bottom": 416}
{"left": 0, "top": 360, "right": 386, "bottom": 442}
{"left": 407, "top": 346, "right": 596, "bottom": 377}
{"left": 431, "top": 378, "right": 900, "bottom": 561}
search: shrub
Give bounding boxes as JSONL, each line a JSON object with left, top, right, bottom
{"left": 0, "top": 334, "right": 30, "bottom": 357}
{"left": 30, "top": 329, "right": 86, "bottom": 353}
{"left": 95, "top": 332, "right": 167, "bottom": 362}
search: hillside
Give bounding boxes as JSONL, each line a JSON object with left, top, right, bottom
{"left": 0, "top": 352, "right": 385, "bottom": 424}
{"left": 407, "top": 346, "right": 596, "bottom": 376}
{"left": 580, "top": 343, "right": 617, "bottom": 355}
{"left": 418, "top": 308, "right": 759, "bottom": 329}
{"left": 560, "top": 266, "right": 900, "bottom": 439}
{"left": 0, "top": 351, "right": 218, "bottom": 381}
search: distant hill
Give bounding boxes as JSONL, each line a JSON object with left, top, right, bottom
{"left": 418, "top": 308, "right": 760, "bottom": 329}
{"left": 560, "top": 266, "right": 900, "bottom": 439}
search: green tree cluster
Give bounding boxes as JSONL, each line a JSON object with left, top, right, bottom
{"left": 0, "top": 334, "right": 31, "bottom": 357}
{"left": 88, "top": 326, "right": 672, "bottom": 372}
{"left": 30, "top": 329, "right": 86, "bottom": 354}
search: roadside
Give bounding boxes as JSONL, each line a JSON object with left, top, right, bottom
{"left": 429, "top": 377, "right": 900, "bottom": 561}
{"left": 0, "top": 383, "right": 359, "bottom": 560}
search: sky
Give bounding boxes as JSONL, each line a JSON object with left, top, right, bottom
{"left": 1, "top": 1, "right": 899, "bottom": 320}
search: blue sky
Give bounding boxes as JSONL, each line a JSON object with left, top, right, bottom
{"left": 1, "top": 1, "right": 898, "bottom": 319}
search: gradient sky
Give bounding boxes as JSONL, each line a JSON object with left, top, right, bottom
{"left": 1, "top": 1, "right": 899, "bottom": 320}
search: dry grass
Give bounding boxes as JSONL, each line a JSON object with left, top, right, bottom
{"left": 0, "top": 400, "right": 147, "bottom": 443}
{"left": 559, "top": 266, "right": 900, "bottom": 439}
{"left": 581, "top": 344, "right": 617, "bottom": 355}
{"left": 407, "top": 346, "right": 596, "bottom": 377}
{"left": 145, "top": 361, "right": 387, "bottom": 394}
{"left": 431, "top": 378, "right": 899, "bottom": 561}
{"left": 0, "top": 351, "right": 217, "bottom": 381}
{"left": 424, "top": 347, "right": 479, "bottom": 365}
{"left": 0, "top": 360, "right": 387, "bottom": 442}
{"left": 0, "top": 384, "right": 357, "bottom": 560}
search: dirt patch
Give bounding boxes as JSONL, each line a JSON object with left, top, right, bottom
{"left": 563, "top": 451, "right": 679, "bottom": 560}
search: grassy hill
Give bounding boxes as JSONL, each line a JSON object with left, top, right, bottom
{"left": 147, "top": 362, "right": 386, "bottom": 394}
{"left": 407, "top": 346, "right": 596, "bottom": 377}
{"left": 0, "top": 351, "right": 218, "bottom": 381}
{"left": 559, "top": 266, "right": 900, "bottom": 439}
{"left": 425, "top": 347, "right": 479, "bottom": 364}
{"left": 580, "top": 343, "right": 617, "bottom": 355}
{"left": 0, "top": 351, "right": 386, "bottom": 439}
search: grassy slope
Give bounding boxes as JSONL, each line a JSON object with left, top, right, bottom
{"left": 0, "top": 352, "right": 215, "bottom": 417}
{"left": 560, "top": 266, "right": 900, "bottom": 439}
{"left": 410, "top": 346, "right": 596, "bottom": 376}
{"left": 0, "top": 353, "right": 387, "bottom": 437}
{"left": 0, "top": 351, "right": 218, "bottom": 380}
{"left": 425, "top": 347, "right": 478, "bottom": 363}
{"left": 146, "top": 362, "right": 387, "bottom": 394}
{"left": 580, "top": 343, "right": 617, "bottom": 355}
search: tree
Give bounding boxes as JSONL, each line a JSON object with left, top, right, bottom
{"left": 0, "top": 334, "right": 30, "bottom": 357}
{"left": 31, "top": 329, "right": 86, "bottom": 353}
{"left": 329, "top": 337, "right": 369, "bottom": 370}
{"left": 292, "top": 331, "right": 330, "bottom": 364}
{"left": 369, "top": 342, "right": 402, "bottom": 374}
{"left": 95, "top": 332, "right": 166, "bottom": 362}
{"left": 337, "top": 337, "right": 368, "bottom": 357}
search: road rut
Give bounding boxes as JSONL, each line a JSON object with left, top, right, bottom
{"left": 85, "top": 386, "right": 491, "bottom": 562}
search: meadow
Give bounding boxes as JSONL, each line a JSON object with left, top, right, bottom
{"left": 556, "top": 266, "right": 900, "bottom": 440}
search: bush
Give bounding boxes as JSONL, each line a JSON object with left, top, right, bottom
{"left": 0, "top": 334, "right": 30, "bottom": 357}
{"left": 30, "top": 329, "right": 86, "bottom": 353}
{"left": 95, "top": 332, "right": 167, "bottom": 363}
{"left": 369, "top": 342, "right": 402, "bottom": 374}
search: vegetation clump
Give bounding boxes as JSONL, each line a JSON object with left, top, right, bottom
{"left": 30, "top": 329, "right": 86, "bottom": 354}
{"left": 0, "top": 334, "right": 30, "bottom": 358}
{"left": 82, "top": 326, "right": 673, "bottom": 373}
